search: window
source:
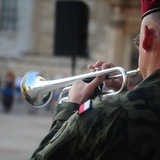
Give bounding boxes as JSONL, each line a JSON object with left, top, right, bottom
{"left": 0, "top": 0, "right": 18, "bottom": 31}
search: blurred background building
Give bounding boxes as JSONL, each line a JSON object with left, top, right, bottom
{"left": 0, "top": 0, "right": 141, "bottom": 82}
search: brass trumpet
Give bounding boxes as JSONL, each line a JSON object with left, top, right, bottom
{"left": 21, "top": 67, "right": 140, "bottom": 108}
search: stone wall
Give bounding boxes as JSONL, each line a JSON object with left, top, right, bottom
{"left": 0, "top": 0, "right": 141, "bottom": 85}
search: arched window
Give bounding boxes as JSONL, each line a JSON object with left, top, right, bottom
{"left": 0, "top": 0, "right": 18, "bottom": 31}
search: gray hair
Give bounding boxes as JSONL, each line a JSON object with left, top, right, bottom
{"left": 150, "top": 11, "right": 160, "bottom": 27}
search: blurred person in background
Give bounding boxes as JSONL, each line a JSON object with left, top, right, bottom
{"left": 14, "top": 75, "right": 22, "bottom": 103}
{"left": 2, "top": 71, "right": 15, "bottom": 113}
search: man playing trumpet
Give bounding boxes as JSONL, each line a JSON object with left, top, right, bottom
{"left": 31, "top": 0, "right": 160, "bottom": 159}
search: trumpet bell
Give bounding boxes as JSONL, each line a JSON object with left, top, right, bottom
{"left": 21, "top": 71, "right": 53, "bottom": 108}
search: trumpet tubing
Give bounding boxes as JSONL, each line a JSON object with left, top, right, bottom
{"left": 21, "top": 67, "right": 140, "bottom": 108}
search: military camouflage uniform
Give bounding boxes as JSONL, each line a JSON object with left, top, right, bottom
{"left": 31, "top": 70, "right": 160, "bottom": 160}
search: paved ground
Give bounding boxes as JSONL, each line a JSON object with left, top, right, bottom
{"left": 0, "top": 98, "right": 54, "bottom": 160}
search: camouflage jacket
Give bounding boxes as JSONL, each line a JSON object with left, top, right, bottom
{"left": 31, "top": 70, "right": 160, "bottom": 160}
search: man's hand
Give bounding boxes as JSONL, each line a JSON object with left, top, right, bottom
{"left": 88, "top": 61, "right": 122, "bottom": 90}
{"left": 68, "top": 61, "right": 122, "bottom": 105}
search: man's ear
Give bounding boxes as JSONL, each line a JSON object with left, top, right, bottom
{"left": 142, "top": 25, "right": 153, "bottom": 51}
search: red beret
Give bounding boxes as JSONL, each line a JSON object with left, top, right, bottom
{"left": 141, "top": 0, "right": 160, "bottom": 18}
